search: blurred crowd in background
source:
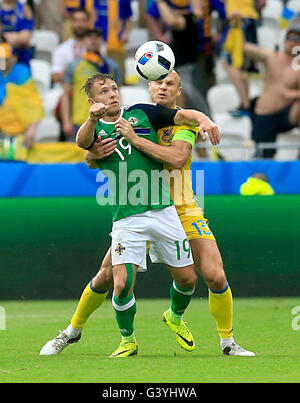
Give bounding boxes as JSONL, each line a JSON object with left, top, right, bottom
{"left": 0, "top": 0, "right": 300, "bottom": 163}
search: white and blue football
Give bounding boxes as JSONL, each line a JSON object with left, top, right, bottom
{"left": 134, "top": 41, "right": 175, "bottom": 81}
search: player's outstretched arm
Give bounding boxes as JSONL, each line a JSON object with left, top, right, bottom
{"left": 174, "top": 109, "right": 221, "bottom": 146}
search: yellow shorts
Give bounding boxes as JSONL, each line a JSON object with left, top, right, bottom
{"left": 177, "top": 207, "right": 216, "bottom": 241}
{"left": 146, "top": 207, "right": 215, "bottom": 253}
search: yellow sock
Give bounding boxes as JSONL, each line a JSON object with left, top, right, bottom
{"left": 71, "top": 281, "right": 108, "bottom": 329}
{"left": 209, "top": 283, "right": 233, "bottom": 340}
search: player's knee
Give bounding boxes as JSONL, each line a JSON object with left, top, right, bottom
{"left": 207, "top": 264, "right": 227, "bottom": 291}
{"left": 176, "top": 269, "right": 197, "bottom": 290}
{"left": 113, "top": 273, "right": 132, "bottom": 298}
{"left": 113, "top": 279, "right": 126, "bottom": 298}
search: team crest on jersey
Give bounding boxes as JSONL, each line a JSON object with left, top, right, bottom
{"left": 115, "top": 243, "right": 126, "bottom": 256}
{"left": 162, "top": 128, "right": 174, "bottom": 144}
{"left": 128, "top": 116, "right": 139, "bottom": 126}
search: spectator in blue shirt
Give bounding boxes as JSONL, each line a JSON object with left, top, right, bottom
{"left": 0, "top": 0, "right": 34, "bottom": 66}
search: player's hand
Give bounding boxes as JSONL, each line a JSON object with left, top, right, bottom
{"left": 89, "top": 136, "right": 117, "bottom": 159}
{"left": 89, "top": 103, "right": 108, "bottom": 122}
{"left": 198, "top": 117, "right": 221, "bottom": 146}
{"left": 115, "top": 118, "right": 138, "bottom": 145}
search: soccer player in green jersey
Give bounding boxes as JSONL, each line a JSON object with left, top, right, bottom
{"left": 78, "top": 73, "right": 212, "bottom": 358}
{"left": 40, "top": 73, "right": 219, "bottom": 358}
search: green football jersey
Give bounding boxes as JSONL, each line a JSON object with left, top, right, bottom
{"left": 95, "top": 103, "right": 177, "bottom": 222}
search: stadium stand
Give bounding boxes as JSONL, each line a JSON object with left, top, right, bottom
{"left": 0, "top": 0, "right": 299, "bottom": 161}
{"left": 257, "top": 25, "right": 281, "bottom": 50}
{"left": 30, "top": 58, "right": 51, "bottom": 92}
{"left": 207, "top": 83, "right": 240, "bottom": 115}
{"left": 31, "top": 29, "right": 60, "bottom": 63}
{"left": 120, "top": 84, "right": 151, "bottom": 105}
{"left": 287, "top": 0, "right": 300, "bottom": 15}
{"left": 34, "top": 115, "right": 60, "bottom": 143}
{"left": 260, "top": 0, "right": 283, "bottom": 29}
{"left": 125, "top": 26, "right": 150, "bottom": 55}
{"left": 41, "top": 87, "right": 64, "bottom": 117}
{"left": 35, "top": 87, "right": 64, "bottom": 142}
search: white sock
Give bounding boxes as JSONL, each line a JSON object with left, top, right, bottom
{"left": 66, "top": 324, "right": 81, "bottom": 337}
{"left": 220, "top": 336, "right": 234, "bottom": 350}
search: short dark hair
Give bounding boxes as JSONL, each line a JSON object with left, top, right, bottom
{"left": 81, "top": 73, "right": 116, "bottom": 97}
{"left": 71, "top": 7, "right": 90, "bottom": 19}
{"left": 85, "top": 28, "right": 103, "bottom": 38}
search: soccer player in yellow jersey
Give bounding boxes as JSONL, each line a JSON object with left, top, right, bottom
{"left": 40, "top": 71, "right": 255, "bottom": 357}
{"left": 119, "top": 71, "right": 255, "bottom": 356}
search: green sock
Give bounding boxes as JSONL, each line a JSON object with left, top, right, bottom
{"left": 112, "top": 292, "right": 136, "bottom": 338}
{"left": 170, "top": 280, "right": 194, "bottom": 324}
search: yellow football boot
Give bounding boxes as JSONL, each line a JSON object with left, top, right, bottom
{"left": 109, "top": 337, "right": 138, "bottom": 358}
{"left": 162, "top": 309, "right": 195, "bottom": 352}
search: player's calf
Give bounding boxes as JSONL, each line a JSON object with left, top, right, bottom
{"left": 111, "top": 263, "right": 138, "bottom": 357}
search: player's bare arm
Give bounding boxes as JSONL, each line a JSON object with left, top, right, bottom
{"left": 76, "top": 103, "right": 108, "bottom": 149}
{"left": 115, "top": 117, "right": 192, "bottom": 168}
{"left": 174, "top": 109, "right": 221, "bottom": 145}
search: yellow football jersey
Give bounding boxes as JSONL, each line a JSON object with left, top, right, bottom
{"left": 157, "top": 123, "right": 215, "bottom": 241}
{"left": 157, "top": 124, "right": 198, "bottom": 214}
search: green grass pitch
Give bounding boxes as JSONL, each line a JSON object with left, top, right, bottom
{"left": 1, "top": 298, "right": 300, "bottom": 383}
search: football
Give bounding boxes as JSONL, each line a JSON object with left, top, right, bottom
{"left": 134, "top": 41, "right": 175, "bottom": 81}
